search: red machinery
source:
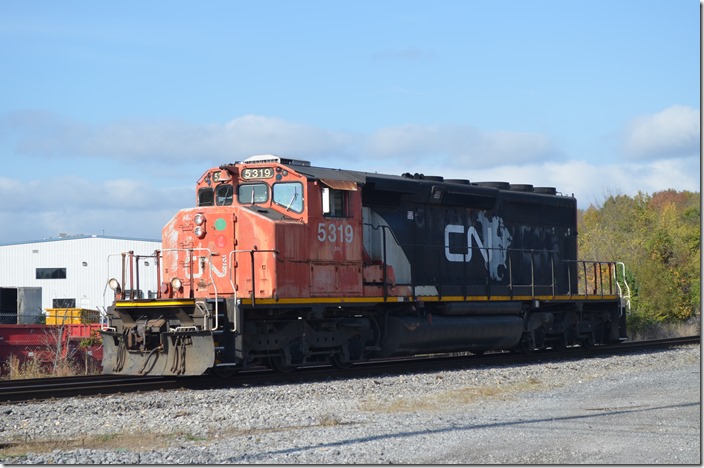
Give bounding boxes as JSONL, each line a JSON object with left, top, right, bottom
{"left": 0, "top": 324, "right": 103, "bottom": 376}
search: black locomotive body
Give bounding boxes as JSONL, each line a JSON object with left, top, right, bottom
{"left": 361, "top": 172, "right": 578, "bottom": 299}
{"left": 345, "top": 170, "right": 625, "bottom": 358}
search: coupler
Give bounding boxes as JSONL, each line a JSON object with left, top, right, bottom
{"left": 101, "top": 328, "right": 215, "bottom": 376}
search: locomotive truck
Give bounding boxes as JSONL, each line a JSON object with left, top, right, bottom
{"left": 100, "top": 155, "right": 629, "bottom": 376}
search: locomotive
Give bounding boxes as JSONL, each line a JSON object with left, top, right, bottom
{"left": 100, "top": 155, "right": 629, "bottom": 376}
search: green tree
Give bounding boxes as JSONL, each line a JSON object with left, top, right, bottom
{"left": 578, "top": 190, "right": 700, "bottom": 332}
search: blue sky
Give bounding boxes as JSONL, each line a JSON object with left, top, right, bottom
{"left": 0, "top": 0, "right": 700, "bottom": 244}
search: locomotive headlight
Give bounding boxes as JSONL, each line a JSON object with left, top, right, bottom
{"left": 108, "top": 278, "right": 121, "bottom": 292}
{"left": 194, "top": 213, "right": 205, "bottom": 226}
{"left": 194, "top": 225, "right": 206, "bottom": 238}
{"left": 170, "top": 277, "right": 183, "bottom": 291}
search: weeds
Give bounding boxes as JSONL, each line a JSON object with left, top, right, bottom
{"left": 0, "top": 431, "right": 169, "bottom": 460}
{"left": 1, "top": 353, "right": 89, "bottom": 380}
{"left": 1, "top": 324, "right": 102, "bottom": 379}
{"left": 4, "top": 355, "right": 44, "bottom": 380}
{"left": 319, "top": 413, "right": 343, "bottom": 426}
{"left": 359, "top": 377, "right": 544, "bottom": 414}
{"left": 628, "top": 317, "right": 701, "bottom": 341}
{"left": 0, "top": 423, "right": 341, "bottom": 460}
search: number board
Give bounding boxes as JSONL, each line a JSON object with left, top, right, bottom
{"left": 242, "top": 167, "right": 274, "bottom": 180}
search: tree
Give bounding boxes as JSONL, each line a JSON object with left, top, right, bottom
{"left": 578, "top": 190, "right": 700, "bottom": 331}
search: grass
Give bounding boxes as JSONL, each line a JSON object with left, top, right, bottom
{"left": 359, "top": 377, "right": 544, "bottom": 414}
{"left": 0, "top": 416, "right": 351, "bottom": 460}
{"left": 0, "top": 432, "right": 170, "bottom": 460}
{"left": 628, "top": 318, "right": 700, "bottom": 342}
{"left": 2, "top": 353, "right": 101, "bottom": 380}
{"left": 318, "top": 413, "right": 343, "bottom": 426}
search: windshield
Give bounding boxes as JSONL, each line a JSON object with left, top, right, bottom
{"left": 238, "top": 183, "right": 269, "bottom": 204}
{"left": 273, "top": 182, "right": 304, "bottom": 213}
{"left": 216, "top": 184, "right": 234, "bottom": 206}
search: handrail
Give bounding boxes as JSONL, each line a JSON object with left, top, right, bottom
{"left": 563, "top": 259, "right": 627, "bottom": 299}
{"left": 616, "top": 261, "right": 632, "bottom": 313}
{"left": 109, "top": 246, "right": 282, "bottom": 332}
{"left": 106, "top": 251, "right": 162, "bottom": 301}
{"left": 357, "top": 224, "right": 622, "bottom": 301}
{"left": 360, "top": 229, "right": 623, "bottom": 302}
{"left": 158, "top": 247, "right": 220, "bottom": 331}
{"left": 362, "top": 223, "right": 399, "bottom": 302}
{"left": 97, "top": 306, "right": 114, "bottom": 332}
{"left": 228, "top": 248, "right": 279, "bottom": 308}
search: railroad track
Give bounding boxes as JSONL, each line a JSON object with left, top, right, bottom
{"left": 0, "top": 336, "right": 698, "bottom": 404}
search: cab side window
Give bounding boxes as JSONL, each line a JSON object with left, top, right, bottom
{"left": 216, "top": 184, "right": 234, "bottom": 206}
{"left": 322, "top": 187, "right": 348, "bottom": 217}
{"left": 198, "top": 188, "right": 214, "bottom": 206}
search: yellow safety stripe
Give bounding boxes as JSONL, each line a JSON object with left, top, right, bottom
{"left": 115, "top": 299, "right": 196, "bottom": 308}
{"left": 115, "top": 295, "right": 619, "bottom": 308}
{"left": 236, "top": 294, "right": 619, "bottom": 306}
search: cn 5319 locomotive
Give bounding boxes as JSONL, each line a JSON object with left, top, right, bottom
{"left": 100, "top": 155, "right": 629, "bottom": 376}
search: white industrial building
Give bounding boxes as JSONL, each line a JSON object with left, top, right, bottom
{"left": 0, "top": 235, "right": 162, "bottom": 323}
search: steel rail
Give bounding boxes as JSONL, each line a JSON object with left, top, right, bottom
{"left": 0, "top": 336, "right": 698, "bottom": 404}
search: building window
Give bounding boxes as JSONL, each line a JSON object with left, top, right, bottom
{"left": 36, "top": 268, "right": 67, "bottom": 279}
{"left": 53, "top": 298, "right": 76, "bottom": 308}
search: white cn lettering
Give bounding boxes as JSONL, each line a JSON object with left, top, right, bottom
{"left": 444, "top": 224, "right": 491, "bottom": 264}
{"left": 444, "top": 224, "right": 466, "bottom": 262}
{"left": 210, "top": 255, "right": 228, "bottom": 278}
{"left": 187, "top": 254, "right": 228, "bottom": 279}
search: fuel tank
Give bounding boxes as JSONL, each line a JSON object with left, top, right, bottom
{"left": 377, "top": 314, "right": 524, "bottom": 357}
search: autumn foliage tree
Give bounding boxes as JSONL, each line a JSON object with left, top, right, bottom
{"left": 578, "top": 190, "right": 700, "bottom": 333}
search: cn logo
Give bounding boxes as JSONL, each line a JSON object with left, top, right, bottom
{"left": 443, "top": 212, "right": 512, "bottom": 281}
{"left": 444, "top": 224, "right": 491, "bottom": 264}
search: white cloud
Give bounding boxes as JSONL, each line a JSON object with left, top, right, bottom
{"left": 444, "top": 157, "right": 700, "bottom": 208}
{"left": 0, "top": 176, "right": 191, "bottom": 213}
{"left": 0, "top": 112, "right": 560, "bottom": 168}
{"left": 623, "top": 105, "right": 700, "bottom": 160}
{"left": 0, "top": 206, "right": 172, "bottom": 244}
{"left": 206, "top": 115, "right": 353, "bottom": 162}
{"left": 364, "top": 124, "right": 561, "bottom": 168}
{"left": 0, "top": 111, "right": 699, "bottom": 244}
{"left": 0, "top": 112, "right": 352, "bottom": 163}
{"left": 1, "top": 153, "right": 698, "bottom": 244}
{"left": 0, "top": 175, "right": 191, "bottom": 243}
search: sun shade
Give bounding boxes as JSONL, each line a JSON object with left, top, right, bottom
{"left": 320, "top": 179, "right": 358, "bottom": 191}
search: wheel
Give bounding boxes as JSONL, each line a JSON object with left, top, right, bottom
{"left": 330, "top": 353, "right": 353, "bottom": 369}
{"left": 552, "top": 336, "right": 567, "bottom": 352}
{"left": 268, "top": 356, "right": 296, "bottom": 373}
{"left": 331, "top": 336, "right": 364, "bottom": 369}
{"left": 211, "top": 366, "right": 238, "bottom": 378}
{"left": 517, "top": 333, "right": 535, "bottom": 354}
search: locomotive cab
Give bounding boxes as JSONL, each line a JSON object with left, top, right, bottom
{"left": 101, "top": 156, "right": 378, "bottom": 375}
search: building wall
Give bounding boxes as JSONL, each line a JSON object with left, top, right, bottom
{"left": 0, "top": 236, "right": 162, "bottom": 321}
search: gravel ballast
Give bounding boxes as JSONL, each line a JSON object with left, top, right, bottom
{"left": 0, "top": 345, "right": 700, "bottom": 464}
